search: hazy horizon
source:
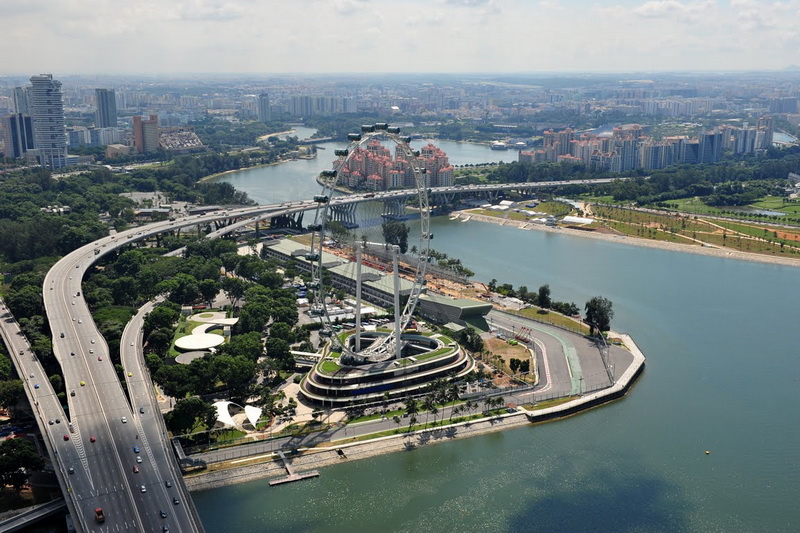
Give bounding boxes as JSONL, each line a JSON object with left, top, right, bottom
{"left": 2, "top": 0, "right": 799, "bottom": 76}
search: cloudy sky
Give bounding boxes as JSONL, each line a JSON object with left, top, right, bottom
{"left": 2, "top": 0, "right": 798, "bottom": 75}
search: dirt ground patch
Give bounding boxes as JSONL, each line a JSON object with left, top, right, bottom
{"left": 775, "top": 230, "right": 800, "bottom": 242}
{"left": 483, "top": 337, "right": 531, "bottom": 371}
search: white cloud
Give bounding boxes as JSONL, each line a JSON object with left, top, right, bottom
{"left": 632, "top": 0, "right": 714, "bottom": 22}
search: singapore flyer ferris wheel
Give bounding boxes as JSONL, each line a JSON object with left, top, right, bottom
{"left": 306, "top": 123, "right": 431, "bottom": 365}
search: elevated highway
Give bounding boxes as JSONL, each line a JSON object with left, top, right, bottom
{"left": 33, "top": 177, "right": 618, "bottom": 530}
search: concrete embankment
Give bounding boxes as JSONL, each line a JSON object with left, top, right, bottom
{"left": 184, "top": 414, "right": 532, "bottom": 492}
{"left": 184, "top": 334, "right": 646, "bottom": 492}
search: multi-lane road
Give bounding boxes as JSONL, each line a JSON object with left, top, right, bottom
{"left": 25, "top": 177, "right": 620, "bottom": 531}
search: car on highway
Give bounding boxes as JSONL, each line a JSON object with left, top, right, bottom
{"left": 139, "top": 407, "right": 145, "bottom": 414}
{"left": 34, "top": 384, "right": 39, "bottom": 389}
{"left": 63, "top": 435, "right": 69, "bottom": 441}
{"left": 60, "top": 332, "right": 64, "bottom": 338}
{"left": 89, "top": 349, "right": 94, "bottom": 354}
{"left": 172, "top": 497, "right": 180, "bottom": 505}
{"left": 55, "top": 418, "right": 60, "bottom": 424}
{"left": 90, "top": 436, "right": 96, "bottom": 443}
{"left": 68, "top": 467, "right": 74, "bottom": 474}
{"left": 132, "top": 465, "right": 139, "bottom": 473}
{"left": 80, "top": 381, "right": 85, "bottom": 386}
{"left": 136, "top": 456, "right": 142, "bottom": 463}
{"left": 133, "top": 446, "right": 140, "bottom": 453}
{"left": 48, "top": 420, "right": 54, "bottom": 425}
{"left": 70, "top": 352, "right": 75, "bottom": 356}
{"left": 160, "top": 510, "right": 167, "bottom": 518}
{"left": 70, "top": 389, "right": 75, "bottom": 396}
{"left": 127, "top": 371, "right": 133, "bottom": 377}
{"left": 165, "top": 480, "right": 172, "bottom": 487}
{"left": 97, "top": 356, "right": 102, "bottom": 361}
{"left": 121, "top": 417, "right": 127, "bottom": 423}
{"left": 140, "top": 485, "right": 146, "bottom": 493}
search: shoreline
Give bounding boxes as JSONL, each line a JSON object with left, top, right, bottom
{"left": 199, "top": 158, "right": 298, "bottom": 183}
{"left": 183, "top": 332, "right": 645, "bottom": 493}
{"left": 454, "top": 211, "right": 800, "bottom": 268}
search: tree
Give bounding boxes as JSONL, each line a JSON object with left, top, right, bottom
{"left": 198, "top": 279, "right": 220, "bottom": 307}
{"left": 170, "top": 273, "right": 200, "bottom": 304}
{"left": 0, "top": 380, "right": 24, "bottom": 412}
{"left": 219, "top": 331, "right": 263, "bottom": 361}
{"left": 381, "top": 220, "right": 410, "bottom": 253}
{"left": 269, "top": 322, "right": 294, "bottom": 343}
{"left": 144, "top": 303, "right": 180, "bottom": 336}
{"left": 509, "top": 358, "right": 521, "bottom": 374}
{"left": 538, "top": 284, "right": 552, "bottom": 309}
{"left": 327, "top": 220, "right": 351, "bottom": 243}
{"left": 221, "top": 277, "right": 247, "bottom": 308}
{"left": 519, "top": 360, "right": 530, "bottom": 373}
{"left": 404, "top": 397, "right": 419, "bottom": 433}
{"left": 166, "top": 397, "right": 216, "bottom": 435}
{"left": 0, "top": 438, "right": 45, "bottom": 492}
{"left": 265, "top": 338, "right": 293, "bottom": 369}
{"left": 212, "top": 355, "right": 255, "bottom": 399}
{"left": 585, "top": 296, "right": 614, "bottom": 336}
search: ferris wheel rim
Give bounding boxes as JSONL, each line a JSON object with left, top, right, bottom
{"left": 308, "top": 127, "right": 431, "bottom": 364}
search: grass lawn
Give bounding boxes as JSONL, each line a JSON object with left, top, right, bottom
{"left": 536, "top": 201, "right": 573, "bottom": 217}
{"left": 94, "top": 305, "right": 136, "bottom": 326}
{"left": 414, "top": 346, "right": 456, "bottom": 361}
{"left": 319, "top": 360, "right": 341, "bottom": 374}
{"left": 515, "top": 307, "right": 590, "bottom": 334}
{"left": 524, "top": 396, "right": 579, "bottom": 411}
{"left": 214, "top": 429, "right": 247, "bottom": 443}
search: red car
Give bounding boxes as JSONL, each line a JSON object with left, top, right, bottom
{"left": 90, "top": 436, "right": 96, "bottom": 443}
{"left": 132, "top": 465, "right": 139, "bottom": 474}
{"left": 63, "top": 435, "right": 69, "bottom": 441}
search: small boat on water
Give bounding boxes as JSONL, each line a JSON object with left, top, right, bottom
{"left": 490, "top": 141, "right": 509, "bottom": 151}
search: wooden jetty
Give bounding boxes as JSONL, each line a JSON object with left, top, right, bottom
{"left": 269, "top": 451, "right": 320, "bottom": 486}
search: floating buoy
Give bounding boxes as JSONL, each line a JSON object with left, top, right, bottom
{"left": 705, "top": 450, "right": 710, "bottom": 455}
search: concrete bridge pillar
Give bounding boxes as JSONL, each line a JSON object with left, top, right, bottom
{"left": 329, "top": 204, "right": 359, "bottom": 228}
{"left": 381, "top": 199, "right": 407, "bottom": 220}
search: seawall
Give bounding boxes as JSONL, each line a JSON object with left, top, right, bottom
{"left": 183, "top": 333, "right": 645, "bottom": 493}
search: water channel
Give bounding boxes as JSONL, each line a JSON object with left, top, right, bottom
{"left": 194, "top": 135, "right": 800, "bottom": 532}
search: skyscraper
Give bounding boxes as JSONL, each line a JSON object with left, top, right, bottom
{"left": 133, "top": 114, "right": 159, "bottom": 153}
{"left": 12, "top": 87, "right": 30, "bottom": 115}
{"left": 1, "top": 113, "right": 35, "bottom": 158}
{"left": 29, "top": 74, "right": 67, "bottom": 169}
{"left": 95, "top": 88, "right": 118, "bottom": 128}
{"left": 257, "top": 93, "right": 271, "bottom": 122}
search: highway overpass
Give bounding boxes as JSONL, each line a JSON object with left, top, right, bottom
{"left": 29, "top": 177, "right": 619, "bottom": 531}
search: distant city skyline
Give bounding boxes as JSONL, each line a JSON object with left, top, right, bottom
{"left": 2, "top": 0, "right": 799, "bottom": 75}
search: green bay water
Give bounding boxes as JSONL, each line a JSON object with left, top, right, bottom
{"left": 195, "top": 145, "right": 800, "bottom": 532}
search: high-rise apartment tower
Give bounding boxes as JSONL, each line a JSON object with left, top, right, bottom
{"left": 29, "top": 74, "right": 67, "bottom": 169}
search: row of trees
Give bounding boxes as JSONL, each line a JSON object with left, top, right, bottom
{"left": 485, "top": 278, "right": 614, "bottom": 335}
{"left": 488, "top": 280, "right": 581, "bottom": 317}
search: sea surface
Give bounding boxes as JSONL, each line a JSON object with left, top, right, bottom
{"left": 194, "top": 137, "right": 800, "bottom": 532}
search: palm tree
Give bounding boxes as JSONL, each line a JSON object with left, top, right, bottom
{"left": 421, "top": 395, "right": 435, "bottom": 429}
{"left": 449, "top": 404, "right": 461, "bottom": 424}
{"left": 404, "top": 397, "right": 419, "bottom": 433}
